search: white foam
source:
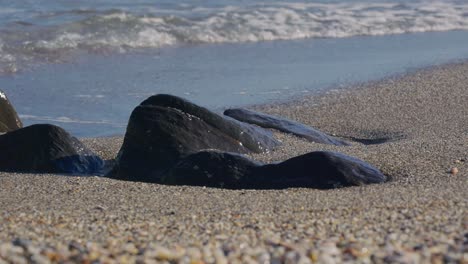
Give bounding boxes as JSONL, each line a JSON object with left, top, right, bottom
{"left": 0, "top": 41, "right": 18, "bottom": 74}
{"left": 35, "top": 1, "right": 468, "bottom": 49}
{"left": 19, "top": 114, "right": 125, "bottom": 126}
{"left": 74, "top": 94, "right": 106, "bottom": 98}
{"left": 1, "top": 1, "right": 468, "bottom": 74}
{"left": 0, "top": 91, "right": 6, "bottom": 100}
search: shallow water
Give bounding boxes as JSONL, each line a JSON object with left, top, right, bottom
{"left": 1, "top": 0, "right": 468, "bottom": 136}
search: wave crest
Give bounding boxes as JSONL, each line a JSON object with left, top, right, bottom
{"left": 1, "top": 1, "right": 468, "bottom": 74}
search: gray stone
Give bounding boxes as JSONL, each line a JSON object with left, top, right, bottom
{"left": 224, "top": 108, "right": 349, "bottom": 146}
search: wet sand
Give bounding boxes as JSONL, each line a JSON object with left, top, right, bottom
{"left": 0, "top": 62, "right": 467, "bottom": 263}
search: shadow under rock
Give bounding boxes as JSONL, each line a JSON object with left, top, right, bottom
{"left": 339, "top": 131, "right": 407, "bottom": 145}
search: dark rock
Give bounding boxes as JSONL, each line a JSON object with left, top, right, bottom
{"left": 0, "top": 90, "right": 22, "bottom": 133}
{"left": 342, "top": 131, "right": 406, "bottom": 145}
{"left": 108, "top": 94, "right": 280, "bottom": 182}
{"left": 163, "top": 150, "right": 386, "bottom": 189}
{"left": 109, "top": 106, "right": 249, "bottom": 181}
{"left": 0, "top": 124, "right": 104, "bottom": 174}
{"left": 224, "top": 108, "right": 349, "bottom": 146}
{"left": 163, "top": 151, "right": 262, "bottom": 189}
{"left": 259, "top": 151, "right": 386, "bottom": 189}
{"left": 108, "top": 94, "right": 385, "bottom": 188}
{"left": 141, "top": 95, "right": 280, "bottom": 152}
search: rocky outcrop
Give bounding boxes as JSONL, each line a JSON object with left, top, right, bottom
{"left": 163, "top": 150, "right": 386, "bottom": 189}
{"left": 224, "top": 108, "right": 349, "bottom": 146}
{"left": 0, "top": 90, "right": 22, "bottom": 133}
{"left": 108, "top": 94, "right": 280, "bottom": 182}
{"left": 0, "top": 124, "right": 104, "bottom": 174}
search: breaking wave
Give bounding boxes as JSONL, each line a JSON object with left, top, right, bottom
{"left": 1, "top": 1, "right": 468, "bottom": 74}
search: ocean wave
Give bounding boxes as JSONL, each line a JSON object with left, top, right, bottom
{"left": 19, "top": 114, "right": 125, "bottom": 126}
{"left": 1, "top": 1, "right": 468, "bottom": 74}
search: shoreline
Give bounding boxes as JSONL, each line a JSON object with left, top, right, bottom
{"left": 4, "top": 29, "right": 468, "bottom": 137}
{"left": 1, "top": 62, "right": 467, "bottom": 262}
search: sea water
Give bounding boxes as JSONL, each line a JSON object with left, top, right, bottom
{"left": 1, "top": 0, "right": 468, "bottom": 136}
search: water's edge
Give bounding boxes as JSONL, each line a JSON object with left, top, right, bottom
{"left": 2, "top": 30, "right": 468, "bottom": 137}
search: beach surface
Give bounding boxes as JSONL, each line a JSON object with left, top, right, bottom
{"left": 0, "top": 62, "right": 467, "bottom": 262}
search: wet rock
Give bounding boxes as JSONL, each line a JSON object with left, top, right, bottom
{"left": 0, "top": 90, "right": 22, "bottom": 133}
{"left": 224, "top": 108, "right": 349, "bottom": 146}
{"left": 108, "top": 95, "right": 385, "bottom": 187}
{"left": 260, "top": 151, "right": 386, "bottom": 189}
{"left": 163, "top": 151, "right": 262, "bottom": 189}
{"left": 108, "top": 94, "right": 280, "bottom": 182}
{"left": 163, "top": 150, "right": 386, "bottom": 189}
{"left": 141, "top": 95, "right": 280, "bottom": 152}
{"left": 0, "top": 124, "right": 104, "bottom": 174}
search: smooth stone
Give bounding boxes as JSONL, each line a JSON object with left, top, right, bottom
{"left": 108, "top": 94, "right": 280, "bottom": 182}
{"left": 0, "top": 90, "right": 22, "bottom": 133}
{"left": 141, "top": 94, "right": 281, "bottom": 152}
{"left": 0, "top": 124, "right": 104, "bottom": 174}
{"left": 163, "top": 151, "right": 262, "bottom": 189}
{"left": 109, "top": 105, "right": 251, "bottom": 182}
{"left": 224, "top": 108, "right": 349, "bottom": 146}
{"left": 259, "top": 151, "right": 386, "bottom": 189}
{"left": 163, "top": 150, "right": 386, "bottom": 189}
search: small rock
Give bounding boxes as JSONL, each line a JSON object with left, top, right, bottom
{"left": 0, "top": 124, "right": 104, "bottom": 174}
{"left": 449, "top": 167, "right": 458, "bottom": 175}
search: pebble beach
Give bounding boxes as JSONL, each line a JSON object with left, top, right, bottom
{"left": 0, "top": 62, "right": 467, "bottom": 263}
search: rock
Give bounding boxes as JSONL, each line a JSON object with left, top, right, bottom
{"left": 0, "top": 90, "right": 22, "bottom": 133}
{"left": 141, "top": 95, "right": 280, "bottom": 152}
{"left": 163, "top": 150, "right": 386, "bottom": 189}
{"left": 260, "top": 151, "right": 386, "bottom": 189}
{"left": 163, "top": 151, "right": 263, "bottom": 189}
{"left": 108, "top": 94, "right": 280, "bottom": 182}
{"left": 108, "top": 94, "right": 385, "bottom": 187}
{"left": 224, "top": 108, "right": 349, "bottom": 146}
{"left": 0, "top": 124, "right": 104, "bottom": 174}
{"left": 449, "top": 167, "right": 458, "bottom": 175}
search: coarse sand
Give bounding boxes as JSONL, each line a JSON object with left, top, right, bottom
{"left": 0, "top": 62, "right": 466, "bottom": 263}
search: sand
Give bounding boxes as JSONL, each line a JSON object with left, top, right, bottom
{"left": 0, "top": 62, "right": 466, "bottom": 263}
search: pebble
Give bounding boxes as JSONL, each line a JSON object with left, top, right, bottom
{"left": 450, "top": 167, "right": 459, "bottom": 175}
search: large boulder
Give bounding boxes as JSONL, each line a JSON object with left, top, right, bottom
{"left": 108, "top": 94, "right": 280, "bottom": 182}
{"left": 141, "top": 95, "right": 280, "bottom": 152}
{"left": 224, "top": 108, "right": 349, "bottom": 146}
{"left": 164, "top": 150, "right": 386, "bottom": 189}
{"left": 0, "top": 124, "right": 104, "bottom": 174}
{"left": 0, "top": 90, "right": 22, "bottom": 133}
